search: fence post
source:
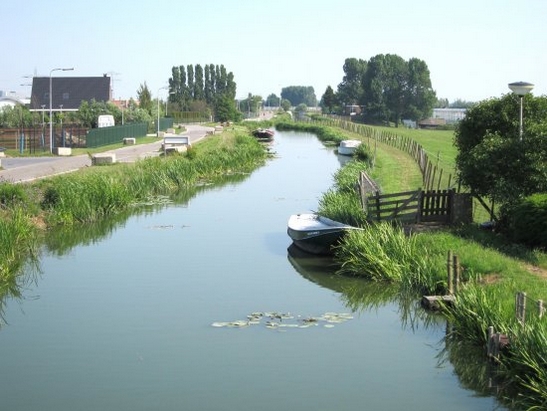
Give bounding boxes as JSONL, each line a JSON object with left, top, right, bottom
{"left": 453, "top": 254, "right": 460, "bottom": 293}
{"left": 516, "top": 292, "right": 526, "bottom": 324}
{"left": 447, "top": 251, "right": 454, "bottom": 295}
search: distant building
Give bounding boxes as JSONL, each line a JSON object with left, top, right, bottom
{"left": 29, "top": 75, "right": 111, "bottom": 113}
{"left": 0, "top": 91, "right": 30, "bottom": 109}
{"left": 432, "top": 108, "right": 466, "bottom": 123}
{"left": 344, "top": 104, "right": 362, "bottom": 116}
{"left": 418, "top": 117, "right": 447, "bottom": 129}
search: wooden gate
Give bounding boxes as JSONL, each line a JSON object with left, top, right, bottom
{"left": 365, "top": 189, "right": 456, "bottom": 224}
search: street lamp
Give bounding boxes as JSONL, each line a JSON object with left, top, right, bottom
{"left": 41, "top": 105, "right": 45, "bottom": 148}
{"left": 508, "top": 81, "right": 534, "bottom": 141}
{"left": 157, "top": 86, "right": 168, "bottom": 137}
{"left": 49, "top": 67, "right": 74, "bottom": 153}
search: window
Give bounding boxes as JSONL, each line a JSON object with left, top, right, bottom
{"left": 63, "top": 92, "right": 69, "bottom": 100}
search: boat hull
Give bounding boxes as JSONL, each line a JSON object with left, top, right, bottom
{"left": 338, "top": 140, "right": 361, "bottom": 156}
{"left": 287, "top": 213, "right": 357, "bottom": 255}
{"left": 252, "top": 128, "right": 275, "bottom": 141}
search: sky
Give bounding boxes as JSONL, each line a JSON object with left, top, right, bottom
{"left": 2, "top": 0, "right": 546, "bottom": 103}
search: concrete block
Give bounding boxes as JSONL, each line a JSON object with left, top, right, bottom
{"left": 92, "top": 153, "right": 116, "bottom": 165}
{"left": 123, "top": 137, "right": 136, "bottom": 145}
{"left": 53, "top": 147, "right": 72, "bottom": 156}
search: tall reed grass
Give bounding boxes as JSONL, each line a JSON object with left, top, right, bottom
{"left": 39, "top": 134, "right": 268, "bottom": 225}
{"left": 0, "top": 207, "right": 37, "bottom": 298}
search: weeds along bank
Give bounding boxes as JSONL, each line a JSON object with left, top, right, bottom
{"left": 278, "top": 119, "right": 547, "bottom": 409}
{"left": 0, "top": 132, "right": 269, "bottom": 303}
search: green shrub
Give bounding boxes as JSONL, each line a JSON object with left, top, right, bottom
{"left": 0, "top": 182, "right": 27, "bottom": 209}
{"left": 503, "top": 193, "right": 547, "bottom": 249}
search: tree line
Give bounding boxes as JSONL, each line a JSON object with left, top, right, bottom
{"left": 321, "top": 54, "right": 437, "bottom": 126}
{"left": 167, "top": 64, "right": 239, "bottom": 122}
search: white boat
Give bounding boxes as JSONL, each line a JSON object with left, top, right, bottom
{"left": 338, "top": 139, "right": 362, "bottom": 156}
{"left": 287, "top": 213, "right": 361, "bottom": 255}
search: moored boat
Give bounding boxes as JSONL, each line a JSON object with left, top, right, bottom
{"left": 287, "top": 213, "right": 361, "bottom": 255}
{"left": 252, "top": 128, "right": 275, "bottom": 141}
{"left": 338, "top": 139, "right": 361, "bottom": 156}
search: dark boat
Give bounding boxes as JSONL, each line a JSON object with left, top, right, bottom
{"left": 252, "top": 128, "right": 275, "bottom": 141}
{"left": 287, "top": 213, "right": 361, "bottom": 255}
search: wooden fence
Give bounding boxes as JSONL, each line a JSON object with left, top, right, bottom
{"left": 307, "top": 116, "right": 456, "bottom": 191}
{"left": 359, "top": 171, "right": 473, "bottom": 225}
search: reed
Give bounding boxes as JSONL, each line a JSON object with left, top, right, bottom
{"left": 39, "top": 133, "right": 268, "bottom": 226}
{"left": 501, "top": 321, "right": 547, "bottom": 408}
{"left": 0, "top": 207, "right": 37, "bottom": 295}
{"left": 317, "top": 160, "right": 368, "bottom": 226}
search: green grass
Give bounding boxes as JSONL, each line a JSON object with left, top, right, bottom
{"left": 375, "top": 126, "right": 458, "bottom": 175}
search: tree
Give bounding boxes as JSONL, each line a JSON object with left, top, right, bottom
{"left": 194, "top": 64, "right": 205, "bottom": 101}
{"left": 336, "top": 58, "right": 367, "bottom": 107}
{"left": 76, "top": 99, "right": 121, "bottom": 128}
{"left": 167, "top": 63, "right": 238, "bottom": 121}
{"left": 281, "top": 86, "right": 317, "bottom": 107}
{"left": 280, "top": 99, "right": 291, "bottom": 111}
{"left": 333, "top": 54, "right": 436, "bottom": 125}
{"left": 216, "top": 94, "right": 241, "bottom": 122}
{"left": 403, "top": 57, "right": 436, "bottom": 121}
{"left": 294, "top": 103, "right": 307, "bottom": 119}
{"left": 204, "top": 65, "right": 212, "bottom": 104}
{"left": 450, "top": 99, "right": 476, "bottom": 109}
{"left": 320, "top": 86, "right": 337, "bottom": 114}
{"left": 187, "top": 65, "right": 195, "bottom": 100}
{"left": 265, "top": 93, "right": 280, "bottom": 107}
{"left": 454, "top": 93, "right": 547, "bottom": 206}
{"left": 137, "top": 82, "right": 153, "bottom": 114}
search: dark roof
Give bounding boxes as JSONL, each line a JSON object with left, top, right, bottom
{"left": 30, "top": 76, "right": 111, "bottom": 111}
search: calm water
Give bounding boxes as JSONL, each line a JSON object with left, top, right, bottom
{"left": 0, "top": 131, "right": 506, "bottom": 410}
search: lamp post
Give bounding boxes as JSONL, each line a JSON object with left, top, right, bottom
{"left": 49, "top": 67, "right": 74, "bottom": 153}
{"left": 59, "top": 105, "right": 64, "bottom": 147}
{"left": 508, "top": 81, "right": 534, "bottom": 141}
{"left": 157, "top": 86, "right": 168, "bottom": 137}
{"left": 41, "top": 105, "right": 45, "bottom": 148}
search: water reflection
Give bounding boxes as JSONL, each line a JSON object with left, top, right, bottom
{"left": 0, "top": 257, "right": 40, "bottom": 326}
{"left": 287, "top": 243, "right": 440, "bottom": 330}
{"left": 287, "top": 242, "right": 505, "bottom": 404}
{"left": 438, "top": 336, "right": 512, "bottom": 407}
{"left": 44, "top": 172, "right": 252, "bottom": 257}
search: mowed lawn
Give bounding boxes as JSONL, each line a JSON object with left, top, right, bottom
{"left": 375, "top": 126, "right": 458, "bottom": 175}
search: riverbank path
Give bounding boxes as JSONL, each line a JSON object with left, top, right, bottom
{"left": 0, "top": 124, "right": 215, "bottom": 184}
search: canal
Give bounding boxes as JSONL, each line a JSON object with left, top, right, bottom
{"left": 0, "top": 130, "right": 507, "bottom": 410}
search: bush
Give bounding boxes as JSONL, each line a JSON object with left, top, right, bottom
{"left": 503, "top": 193, "right": 547, "bottom": 249}
{"left": 0, "top": 182, "right": 27, "bottom": 209}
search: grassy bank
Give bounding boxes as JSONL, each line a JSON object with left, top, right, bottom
{"left": 279, "top": 118, "right": 547, "bottom": 409}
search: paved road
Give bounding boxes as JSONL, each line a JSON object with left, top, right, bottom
{"left": 0, "top": 124, "right": 215, "bottom": 183}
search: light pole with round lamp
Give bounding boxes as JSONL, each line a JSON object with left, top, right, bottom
{"left": 508, "top": 81, "right": 534, "bottom": 141}
{"left": 49, "top": 67, "right": 74, "bottom": 153}
{"left": 157, "top": 86, "right": 168, "bottom": 137}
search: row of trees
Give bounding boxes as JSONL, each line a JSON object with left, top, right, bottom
{"left": 167, "top": 64, "right": 239, "bottom": 122}
{"left": 0, "top": 99, "right": 149, "bottom": 129}
{"left": 321, "top": 54, "right": 436, "bottom": 125}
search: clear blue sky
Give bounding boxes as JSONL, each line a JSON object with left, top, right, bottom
{"left": 3, "top": 0, "right": 545, "bottom": 103}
